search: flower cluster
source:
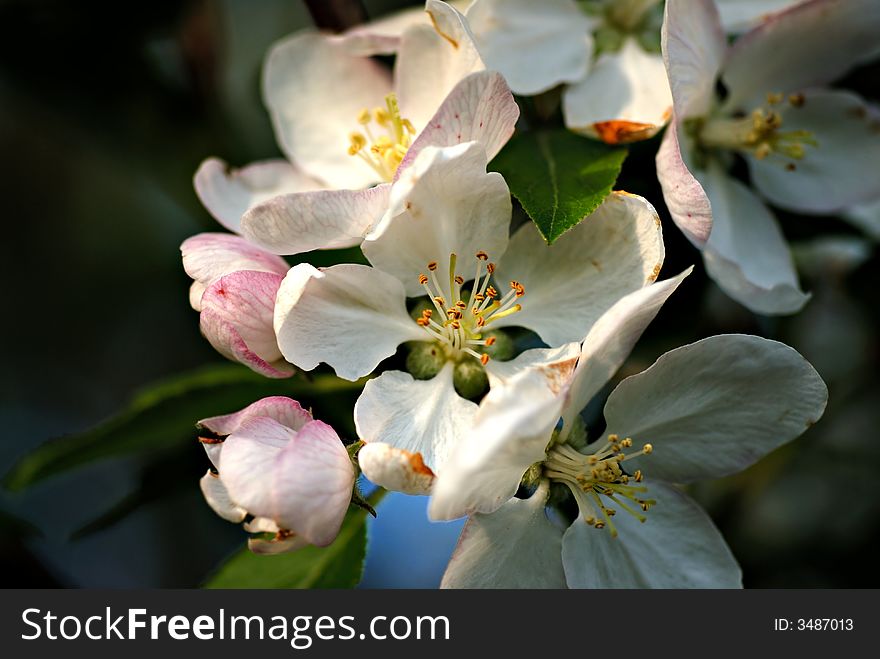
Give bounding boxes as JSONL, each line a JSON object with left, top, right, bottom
{"left": 174, "top": 0, "right": 880, "bottom": 588}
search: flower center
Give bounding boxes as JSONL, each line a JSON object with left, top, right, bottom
{"left": 415, "top": 251, "right": 524, "bottom": 366}
{"left": 348, "top": 93, "right": 415, "bottom": 182}
{"left": 696, "top": 92, "right": 816, "bottom": 171}
{"left": 543, "top": 434, "right": 655, "bottom": 537}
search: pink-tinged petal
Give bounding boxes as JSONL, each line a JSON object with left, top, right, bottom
{"left": 220, "top": 417, "right": 293, "bottom": 518}
{"left": 563, "top": 40, "right": 672, "bottom": 143}
{"left": 429, "top": 368, "right": 565, "bottom": 521}
{"left": 559, "top": 268, "right": 693, "bottom": 439}
{"left": 263, "top": 31, "right": 392, "bottom": 189}
{"left": 747, "top": 90, "right": 880, "bottom": 213}
{"left": 240, "top": 184, "right": 390, "bottom": 256}
{"left": 562, "top": 483, "right": 742, "bottom": 588}
{"left": 656, "top": 121, "right": 713, "bottom": 246}
{"left": 274, "top": 263, "right": 424, "bottom": 381}
{"left": 180, "top": 233, "right": 289, "bottom": 311}
{"left": 701, "top": 164, "right": 810, "bottom": 315}
{"left": 199, "top": 470, "right": 247, "bottom": 523}
{"left": 199, "top": 271, "right": 294, "bottom": 378}
{"left": 395, "top": 0, "right": 484, "bottom": 132}
{"left": 440, "top": 484, "right": 566, "bottom": 589}
{"left": 723, "top": 0, "right": 880, "bottom": 110}
{"left": 354, "top": 364, "right": 478, "bottom": 475}
{"left": 465, "top": 0, "right": 592, "bottom": 96}
{"left": 198, "top": 396, "right": 313, "bottom": 436}
{"left": 396, "top": 71, "right": 519, "bottom": 178}
{"left": 662, "top": 0, "right": 726, "bottom": 119}
{"left": 364, "top": 142, "right": 511, "bottom": 297}
{"left": 271, "top": 420, "right": 355, "bottom": 546}
{"left": 358, "top": 442, "right": 436, "bottom": 495}
{"left": 604, "top": 335, "right": 827, "bottom": 483}
{"left": 223, "top": 418, "right": 353, "bottom": 546}
{"left": 193, "top": 158, "right": 325, "bottom": 233}
{"left": 493, "top": 191, "right": 665, "bottom": 346}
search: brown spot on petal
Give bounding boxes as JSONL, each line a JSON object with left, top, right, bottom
{"left": 539, "top": 358, "right": 578, "bottom": 395}
{"left": 648, "top": 263, "right": 661, "bottom": 283}
{"left": 408, "top": 452, "right": 435, "bottom": 477}
{"left": 593, "top": 120, "right": 657, "bottom": 144}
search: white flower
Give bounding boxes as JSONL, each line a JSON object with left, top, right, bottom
{"left": 657, "top": 0, "right": 880, "bottom": 315}
{"left": 465, "top": 0, "right": 673, "bottom": 143}
{"left": 426, "top": 289, "right": 827, "bottom": 586}
{"left": 273, "top": 141, "right": 665, "bottom": 477}
{"left": 199, "top": 1, "right": 519, "bottom": 258}
{"left": 198, "top": 397, "right": 355, "bottom": 554}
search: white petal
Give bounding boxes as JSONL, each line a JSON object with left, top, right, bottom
{"left": 484, "top": 342, "right": 581, "bottom": 390}
{"left": 397, "top": 71, "right": 519, "bottom": 176}
{"left": 655, "top": 120, "right": 713, "bottom": 246}
{"left": 395, "top": 0, "right": 484, "bottom": 132}
{"left": 198, "top": 396, "right": 313, "bottom": 436}
{"left": 273, "top": 263, "right": 423, "bottom": 381}
{"left": 263, "top": 30, "right": 392, "bottom": 189}
{"left": 363, "top": 142, "right": 511, "bottom": 297}
{"left": 603, "top": 334, "right": 828, "bottom": 483}
{"left": 465, "top": 0, "right": 591, "bottom": 96}
{"left": 562, "top": 482, "right": 742, "bottom": 588}
{"left": 180, "top": 233, "right": 289, "bottom": 310}
{"left": 700, "top": 163, "right": 810, "bottom": 315}
{"left": 193, "top": 158, "right": 324, "bottom": 233}
{"left": 563, "top": 39, "right": 672, "bottom": 143}
{"left": 715, "top": 0, "right": 803, "bottom": 34}
{"left": 429, "top": 368, "right": 564, "bottom": 520}
{"left": 271, "top": 420, "right": 355, "bottom": 546}
{"left": 722, "top": 0, "right": 880, "bottom": 109}
{"left": 354, "top": 364, "right": 478, "bottom": 475}
{"left": 493, "top": 191, "right": 664, "bottom": 346}
{"left": 358, "top": 442, "right": 436, "bottom": 495}
{"left": 747, "top": 90, "right": 880, "bottom": 213}
{"left": 240, "top": 183, "right": 390, "bottom": 256}
{"left": 199, "top": 471, "right": 247, "bottom": 523}
{"left": 336, "top": 5, "right": 429, "bottom": 56}
{"left": 441, "top": 485, "right": 566, "bottom": 588}
{"left": 559, "top": 269, "right": 692, "bottom": 440}
{"left": 662, "top": 0, "right": 726, "bottom": 118}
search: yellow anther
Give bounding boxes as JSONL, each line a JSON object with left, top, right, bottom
{"left": 480, "top": 354, "right": 490, "bottom": 365}
{"left": 428, "top": 261, "right": 438, "bottom": 271}
{"left": 433, "top": 296, "right": 445, "bottom": 307}
{"left": 788, "top": 93, "right": 805, "bottom": 107}
{"left": 485, "top": 286, "right": 497, "bottom": 298}
{"left": 485, "top": 336, "right": 496, "bottom": 346}
{"left": 634, "top": 470, "right": 643, "bottom": 483}
{"left": 486, "top": 263, "right": 496, "bottom": 274}
{"left": 621, "top": 438, "right": 633, "bottom": 448}
{"left": 454, "top": 275, "right": 465, "bottom": 286}
{"left": 766, "top": 92, "right": 783, "bottom": 105}
{"left": 357, "top": 108, "right": 372, "bottom": 125}
{"left": 374, "top": 107, "right": 390, "bottom": 124}
{"left": 348, "top": 132, "right": 367, "bottom": 155}
{"left": 754, "top": 142, "right": 772, "bottom": 159}
{"left": 608, "top": 434, "right": 619, "bottom": 442}
{"left": 418, "top": 274, "right": 429, "bottom": 285}
{"left": 476, "top": 251, "right": 489, "bottom": 261}
{"left": 642, "top": 443, "right": 653, "bottom": 454}
{"left": 402, "top": 118, "right": 416, "bottom": 135}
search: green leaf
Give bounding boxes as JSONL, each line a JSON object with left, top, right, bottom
{"left": 203, "top": 507, "right": 369, "bottom": 589}
{"left": 491, "top": 129, "right": 627, "bottom": 244}
{"left": 4, "top": 364, "right": 363, "bottom": 492}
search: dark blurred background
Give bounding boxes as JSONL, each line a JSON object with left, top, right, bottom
{"left": 1, "top": 0, "right": 878, "bottom": 588}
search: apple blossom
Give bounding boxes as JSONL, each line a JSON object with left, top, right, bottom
{"left": 425, "top": 285, "right": 827, "bottom": 586}
{"left": 657, "top": 0, "right": 880, "bottom": 315}
{"left": 198, "top": 397, "right": 356, "bottom": 554}
{"left": 198, "top": 1, "right": 518, "bottom": 259}
{"left": 462, "top": 0, "right": 672, "bottom": 144}
{"left": 180, "top": 233, "right": 294, "bottom": 378}
{"left": 272, "top": 138, "right": 665, "bottom": 479}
